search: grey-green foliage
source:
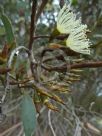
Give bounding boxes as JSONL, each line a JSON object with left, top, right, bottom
{"left": 21, "top": 94, "right": 37, "bottom": 136}
{"left": 0, "top": 6, "right": 15, "bottom": 45}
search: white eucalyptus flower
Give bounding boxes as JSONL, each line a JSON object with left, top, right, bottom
{"left": 57, "top": 4, "right": 91, "bottom": 55}
{"left": 66, "top": 29, "right": 91, "bottom": 54}
{"left": 66, "top": 23, "right": 91, "bottom": 54}
{"left": 57, "top": 4, "right": 76, "bottom": 34}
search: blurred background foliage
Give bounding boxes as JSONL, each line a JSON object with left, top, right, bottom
{"left": 0, "top": 0, "right": 102, "bottom": 136}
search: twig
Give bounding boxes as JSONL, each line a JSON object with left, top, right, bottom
{"left": 5, "top": 96, "right": 22, "bottom": 106}
{"left": 74, "top": 121, "right": 81, "bottom": 136}
{"left": 48, "top": 110, "right": 56, "bottom": 136}
{"left": 33, "top": 34, "right": 69, "bottom": 41}
{"left": 1, "top": 74, "right": 9, "bottom": 103}
{"left": 0, "top": 106, "right": 46, "bottom": 136}
{"left": 75, "top": 107, "right": 102, "bottom": 117}
{"left": 33, "top": 35, "right": 50, "bottom": 40}
{"left": 28, "top": 0, "right": 37, "bottom": 50}
{"left": 8, "top": 46, "right": 30, "bottom": 68}
{"left": 70, "top": 61, "right": 102, "bottom": 69}
{"left": 42, "top": 61, "right": 102, "bottom": 72}
{"left": 58, "top": 112, "right": 74, "bottom": 128}
{"left": 5, "top": 103, "right": 20, "bottom": 116}
{"left": 0, "top": 122, "right": 22, "bottom": 136}
{"left": 36, "top": 0, "right": 48, "bottom": 22}
{"left": 85, "top": 122, "right": 101, "bottom": 135}
{"left": 17, "top": 128, "right": 24, "bottom": 136}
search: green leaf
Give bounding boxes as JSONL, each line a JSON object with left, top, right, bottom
{"left": 70, "top": 0, "right": 78, "bottom": 5}
{"left": 0, "top": 27, "right": 5, "bottom": 36}
{"left": 21, "top": 94, "right": 37, "bottom": 136}
{"left": 0, "top": 6, "right": 16, "bottom": 49}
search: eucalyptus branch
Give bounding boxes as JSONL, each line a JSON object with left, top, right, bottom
{"left": 28, "top": 0, "right": 37, "bottom": 50}
{"left": 33, "top": 35, "right": 50, "bottom": 40}
{"left": 41, "top": 61, "right": 102, "bottom": 72}
{"left": 70, "top": 61, "right": 102, "bottom": 69}
{"left": 33, "top": 34, "right": 69, "bottom": 41}
{"left": 36, "top": 0, "right": 48, "bottom": 22}
{"left": 8, "top": 46, "right": 30, "bottom": 68}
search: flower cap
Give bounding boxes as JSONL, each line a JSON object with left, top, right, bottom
{"left": 57, "top": 4, "right": 91, "bottom": 55}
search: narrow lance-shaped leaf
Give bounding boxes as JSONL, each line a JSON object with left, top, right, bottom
{"left": 21, "top": 94, "right": 37, "bottom": 136}
{"left": 0, "top": 6, "right": 16, "bottom": 50}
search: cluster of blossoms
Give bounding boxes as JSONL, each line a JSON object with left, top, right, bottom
{"left": 57, "top": 4, "right": 91, "bottom": 55}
